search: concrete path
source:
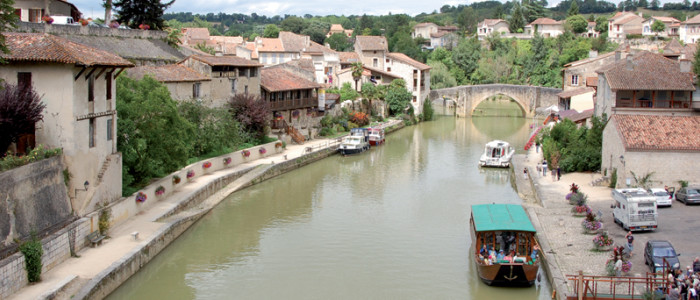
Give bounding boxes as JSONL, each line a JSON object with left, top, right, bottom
{"left": 7, "top": 136, "right": 348, "bottom": 300}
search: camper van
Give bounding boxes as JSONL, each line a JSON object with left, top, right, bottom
{"left": 611, "top": 188, "right": 658, "bottom": 232}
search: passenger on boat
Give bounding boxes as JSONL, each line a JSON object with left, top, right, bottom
{"left": 504, "top": 252, "right": 513, "bottom": 263}
{"left": 496, "top": 250, "right": 505, "bottom": 261}
{"left": 480, "top": 245, "right": 488, "bottom": 257}
{"left": 531, "top": 244, "right": 540, "bottom": 261}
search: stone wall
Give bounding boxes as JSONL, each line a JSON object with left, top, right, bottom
{"left": 429, "top": 84, "right": 561, "bottom": 117}
{"left": 14, "top": 22, "right": 168, "bottom": 39}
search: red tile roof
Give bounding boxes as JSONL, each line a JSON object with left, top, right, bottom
{"left": 598, "top": 51, "right": 694, "bottom": 91}
{"left": 586, "top": 77, "right": 598, "bottom": 87}
{"left": 355, "top": 35, "right": 388, "bottom": 52}
{"left": 612, "top": 14, "right": 643, "bottom": 25}
{"left": 261, "top": 68, "right": 321, "bottom": 92}
{"left": 387, "top": 52, "right": 431, "bottom": 71}
{"left": 339, "top": 52, "right": 359, "bottom": 64}
{"left": 128, "top": 64, "right": 210, "bottom": 82}
{"left": 414, "top": 22, "right": 437, "bottom": 28}
{"left": 363, "top": 65, "right": 400, "bottom": 79}
{"left": 1, "top": 32, "right": 133, "bottom": 67}
{"left": 478, "top": 19, "right": 507, "bottom": 27}
{"left": 612, "top": 115, "right": 700, "bottom": 151}
{"left": 187, "top": 55, "right": 262, "bottom": 67}
{"left": 683, "top": 13, "right": 700, "bottom": 24}
{"left": 560, "top": 109, "right": 593, "bottom": 123}
{"left": 529, "top": 18, "right": 562, "bottom": 25}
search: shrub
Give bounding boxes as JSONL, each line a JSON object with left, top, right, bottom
{"left": 422, "top": 98, "right": 434, "bottom": 121}
{"left": 319, "top": 127, "right": 335, "bottom": 136}
{"left": 0, "top": 146, "right": 62, "bottom": 172}
{"left": 569, "top": 192, "right": 588, "bottom": 206}
{"left": 609, "top": 168, "right": 617, "bottom": 188}
{"left": 229, "top": 94, "right": 270, "bottom": 143}
{"left": 98, "top": 203, "right": 112, "bottom": 235}
{"left": 0, "top": 83, "right": 46, "bottom": 153}
{"left": 19, "top": 233, "right": 43, "bottom": 282}
{"left": 350, "top": 111, "right": 369, "bottom": 126}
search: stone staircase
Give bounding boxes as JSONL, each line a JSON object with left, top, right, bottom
{"left": 96, "top": 155, "right": 114, "bottom": 185}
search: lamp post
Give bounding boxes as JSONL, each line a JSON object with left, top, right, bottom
{"left": 75, "top": 180, "right": 89, "bottom": 197}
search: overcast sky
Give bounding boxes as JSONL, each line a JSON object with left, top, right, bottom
{"left": 72, "top": 0, "right": 675, "bottom": 19}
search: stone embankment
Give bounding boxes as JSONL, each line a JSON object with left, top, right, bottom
{"left": 6, "top": 120, "right": 404, "bottom": 300}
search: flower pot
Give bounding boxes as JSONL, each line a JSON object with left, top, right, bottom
{"left": 584, "top": 224, "right": 603, "bottom": 235}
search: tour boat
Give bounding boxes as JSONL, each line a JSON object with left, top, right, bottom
{"left": 478, "top": 140, "right": 515, "bottom": 168}
{"left": 339, "top": 128, "right": 370, "bottom": 155}
{"left": 368, "top": 128, "right": 385, "bottom": 146}
{"left": 470, "top": 204, "right": 540, "bottom": 286}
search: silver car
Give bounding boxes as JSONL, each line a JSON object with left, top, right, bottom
{"left": 675, "top": 186, "right": 700, "bottom": 205}
{"left": 649, "top": 188, "right": 673, "bottom": 207}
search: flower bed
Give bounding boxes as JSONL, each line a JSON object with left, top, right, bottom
{"left": 572, "top": 204, "right": 590, "bottom": 216}
{"left": 136, "top": 192, "right": 147, "bottom": 203}
{"left": 242, "top": 150, "right": 250, "bottom": 158}
{"left": 275, "top": 142, "right": 283, "bottom": 148}
{"left": 592, "top": 232, "right": 614, "bottom": 250}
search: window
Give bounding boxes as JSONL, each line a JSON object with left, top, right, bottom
{"left": 231, "top": 78, "right": 237, "bottom": 94}
{"left": 238, "top": 68, "right": 247, "bottom": 77}
{"left": 387, "top": 67, "right": 391, "bottom": 72}
{"left": 106, "top": 72, "right": 112, "bottom": 100}
{"left": 373, "top": 58, "right": 378, "bottom": 67}
{"left": 29, "top": 9, "right": 42, "bottom": 22}
{"left": 250, "top": 68, "right": 257, "bottom": 77}
{"left": 89, "top": 118, "right": 96, "bottom": 148}
{"left": 571, "top": 75, "right": 579, "bottom": 86}
{"left": 17, "top": 72, "right": 31, "bottom": 92}
{"left": 386, "top": 58, "right": 390, "bottom": 63}
{"left": 244, "top": 85, "right": 248, "bottom": 95}
{"left": 412, "top": 96, "right": 417, "bottom": 102}
{"left": 107, "top": 118, "right": 113, "bottom": 141}
{"left": 88, "top": 75, "right": 94, "bottom": 102}
{"left": 193, "top": 82, "right": 201, "bottom": 98}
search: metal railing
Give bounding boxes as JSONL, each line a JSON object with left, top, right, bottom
{"left": 566, "top": 271, "right": 667, "bottom": 299}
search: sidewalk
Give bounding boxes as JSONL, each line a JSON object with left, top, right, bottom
{"left": 8, "top": 137, "right": 343, "bottom": 300}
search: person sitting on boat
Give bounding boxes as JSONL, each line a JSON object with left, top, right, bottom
{"left": 496, "top": 250, "right": 505, "bottom": 261}
{"left": 489, "top": 250, "right": 497, "bottom": 262}
{"left": 531, "top": 244, "right": 540, "bottom": 261}
{"left": 504, "top": 252, "right": 513, "bottom": 263}
{"left": 480, "top": 245, "right": 488, "bottom": 257}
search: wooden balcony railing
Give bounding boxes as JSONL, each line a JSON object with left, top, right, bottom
{"left": 268, "top": 97, "right": 317, "bottom": 111}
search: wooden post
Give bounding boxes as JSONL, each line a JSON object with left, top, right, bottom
{"left": 578, "top": 271, "right": 584, "bottom": 300}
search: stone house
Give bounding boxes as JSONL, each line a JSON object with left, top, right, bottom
{"left": 412, "top": 22, "right": 439, "bottom": 39}
{"left": 583, "top": 22, "right": 600, "bottom": 38}
{"left": 562, "top": 51, "right": 626, "bottom": 91}
{"left": 527, "top": 18, "right": 564, "bottom": 37}
{"left": 557, "top": 87, "right": 595, "bottom": 112}
{"left": 181, "top": 27, "right": 211, "bottom": 46}
{"left": 477, "top": 19, "right": 510, "bottom": 40}
{"left": 430, "top": 31, "right": 458, "bottom": 49}
{"left": 279, "top": 31, "right": 341, "bottom": 87}
{"left": 260, "top": 67, "right": 321, "bottom": 130}
{"left": 601, "top": 114, "right": 700, "bottom": 189}
{"left": 0, "top": 32, "right": 133, "bottom": 214}
{"left": 13, "top": 0, "right": 81, "bottom": 23}
{"left": 608, "top": 12, "right": 644, "bottom": 39}
{"left": 642, "top": 16, "right": 680, "bottom": 38}
{"left": 680, "top": 14, "right": 700, "bottom": 44}
{"left": 661, "top": 39, "right": 696, "bottom": 61}
{"left": 126, "top": 64, "right": 212, "bottom": 103}
{"left": 245, "top": 37, "right": 300, "bottom": 65}
{"left": 180, "top": 55, "right": 262, "bottom": 107}
{"left": 327, "top": 24, "right": 353, "bottom": 37}
{"left": 594, "top": 51, "right": 697, "bottom": 117}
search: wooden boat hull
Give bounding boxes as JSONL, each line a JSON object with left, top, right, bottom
{"left": 476, "top": 262, "right": 538, "bottom": 286}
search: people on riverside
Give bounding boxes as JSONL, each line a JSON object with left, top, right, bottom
{"left": 557, "top": 167, "right": 561, "bottom": 181}
{"left": 523, "top": 168, "right": 528, "bottom": 180}
{"left": 542, "top": 161, "right": 548, "bottom": 176}
{"left": 626, "top": 231, "right": 634, "bottom": 257}
{"left": 694, "top": 257, "right": 700, "bottom": 273}
{"left": 614, "top": 257, "right": 623, "bottom": 277}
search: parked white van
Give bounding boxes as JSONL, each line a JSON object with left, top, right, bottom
{"left": 611, "top": 188, "right": 658, "bottom": 232}
{"left": 52, "top": 16, "right": 77, "bottom": 25}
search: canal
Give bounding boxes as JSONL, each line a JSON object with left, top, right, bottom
{"left": 108, "top": 110, "right": 553, "bottom": 299}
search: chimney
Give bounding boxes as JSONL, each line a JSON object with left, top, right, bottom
{"left": 589, "top": 50, "right": 598, "bottom": 58}
{"left": 625, "top": 55, "right": 634, "bottom": 70}
{"left": 680, "top": 59, "right": 692, "bottom": 73}
{"left": 615, "top": 50, "right": 621, "bottom": 62}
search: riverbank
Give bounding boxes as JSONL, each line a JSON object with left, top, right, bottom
{"left": 7, "top": 120, "right": 405, "bottom": 300}
{"left": 512, "top": 147, "right": 620, "bottom": 300}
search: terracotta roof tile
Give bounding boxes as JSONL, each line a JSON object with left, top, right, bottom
{"left": 279, "top": 31, "right": 308, "bottom": 52}
{"left": 363, "top": 65, "right": 400, "bottom": 79}
{"left": 338, "top": 52, "right": 359, "bottom": 64}
{"left": 128, "top": 65, "right": 210, "bottom": 82}
{"left": 478, "top": 19, "right": 507, "bottom": 27}
{"left": 255, "top": 38, "right": 286, "bottom": 52}
{"left": 1, "top": 32, "right": 133, "bottom": 67}
{"left": 188, "top": 55, "right": 262, "bottom": 67}
{"left": 613, "top": 114, "right": 700, "bottom": 151}
{"left": 355, "top": 35, "right": 388, "bottom": 52}
{"left": 586, "top": 77, "right": 598, "bottom": 87}
{"left": 599, "top": 51, "right": 694, "bottom": 91}
{"left": 387, "top": 52, "right": 431, "bottom": 71}
{"left": 683, "top": 13, "right": 700, "bottom": 24}
{"left": 182, "top": 28, "right": 210, "bottom": 42}
{"left": 612, "top": 14, "right": 643, "bottom": 25}
{"left": 330, "top": 24, "right": 344, "bottom": 31}
{"left": 261, "top": 68, "right": 321, "bottom": 92}
{"left": 560, "top": 109, "right": 593, "bottom": 122}
{"left": 414, "top": 22, "right": 436, "bottom": 28}
{"left": 438, "top": 25, "right": 459, "bottom": 31}
{"left": 529, "top": 18, "right": 562, "bottom": 25}
{"left": 651, "top": 16, "right": 680, "bottom": 23}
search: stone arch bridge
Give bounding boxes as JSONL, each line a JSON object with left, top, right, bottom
{"left": 429, "top": 84, "right": 562, "bottom": 117}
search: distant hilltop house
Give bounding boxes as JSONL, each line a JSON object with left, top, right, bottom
{"left": 412, "top": 22, "right": 459, "bottom": 49}
{"left": 525, "top": 18, "right": 565, "bottom": 38}
{"left": 584, "top": 22, "right": 600, "bottom": 38}
{"left": 608, "top": 12, "right": 645, "bottom": 39}
{"left": 326, "top": 24, "right": 353, "bottom": 38}
{"left": 477, "top": 19, "right": 510, "bottom": 40}
{"left": 680, "top": 14, "right": 700, "bottom": 44}
{"left": 12, "top": 0, "right": 81, "bottom": 23}
{"left": 642, "top": 16, "right": 680, "bottom": 38}
{"left": 0, "top": 32, "right": 134, "bottom": 214}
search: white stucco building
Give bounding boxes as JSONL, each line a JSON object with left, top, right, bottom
{"left": 477, "top": 19, "right": 510, "bottom": 40}
{"left": 0, "top": 32, "right": 133, "bottom": 214}
{"left": 642, "top": 16, "right": 680, "bottom": 38}
{"left": 680, "top": 14, "right": 700, "bottom": 44}
{"left": 13, "top": 0, "right": 81, "bottom": 23}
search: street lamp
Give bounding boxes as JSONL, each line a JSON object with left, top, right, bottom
{"left": 75, "top": 180, "right": 89, "bottom": 196}
{"left": 619, "top": 155, "right": 625, "bottom": 166}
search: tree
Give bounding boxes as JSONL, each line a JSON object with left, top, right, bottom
{"left": 568, "top": 0, "right": 580, "bottom": 16}
{"left": 0, "top": 83, "right": 46, "bottom": 153}
{"left": 280, "top": 16, "right": 306, "bottom": 33}
{"left": 116, "top": 76, "right": 195, "bottom": 190}
{"left": 301, "top": 27, "right": 326, "bottom": 44}
{"left": 0, "top": 0, "right": 19, "bottom": 61}
{"left": 178, "top": 100, "right": 245, "bottom": 157}
{"left": 351, "top": 62, "right": 363, "bottom": 91}
{"left": 427, "top": 61, "right": 457, "bottom": 89}
{"left": 263, "top": 24, "right": 280, "bottom": 38}
{"left": 103, "top": 0, "right": 113, "bottom": 24}
{"left": 638, "top": 0, "right": 648, "bottom": 8}
{"left": 650, "top": 0, "right": 660, "bottom": 10}
{"left": 509, "top": 3, "right": 526, "bottom": 33}
{"left": 452, "top": 37, "right": 481, "bottom": 83}
{"left": 693, "top": 44, "right": 700, "bottom": 85}
{"left": 113, "top": 0, "right": 174, "bottom": 30}
{"left": 566, "top": 15, "right": 589, "bottom": 34}
{"left": 385, "top": 79, "right": 412, "bottom": 116}
{"left": 457, "top": 7, "right": 478, "bottom": 34}
{"left": 595, "top": 16, "right": 609, "bottom": 34}
{"left": 228, "top": 94, "right": 270, "bottom": 143}
{"left": 325, "top": 33, "right": 351, "bottom": 51}
{"left": 651, "top": 19, "right": 665, "bottom": 37}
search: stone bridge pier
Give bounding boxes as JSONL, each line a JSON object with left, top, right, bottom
{"left": 429, "top": 84, "right": 562, "bottom": 117}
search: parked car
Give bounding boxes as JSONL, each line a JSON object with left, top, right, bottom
{"left": 644, "top": 240, "right": 681, "bottom": 273}
{"left": 648, "top": 188, "right": 672, "bottom": 207}
{"left": 675, "top": 186, "right": 700, "bottom": 205}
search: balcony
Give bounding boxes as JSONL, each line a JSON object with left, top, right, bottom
{"left": 268, "top": 97, "right": 317, "bottom": 111}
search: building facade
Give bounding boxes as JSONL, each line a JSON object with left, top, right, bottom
{"left": 180, "top": 55, "right": 262, "bottom": 107}
{"left": 642, "top": 16, "right": 680, "bottom": 38}
{"left": 126, "top": 64, "right": 212, "bottom": 103}
{"left": 477, "top": 19, "right": 510, "bottom": 40}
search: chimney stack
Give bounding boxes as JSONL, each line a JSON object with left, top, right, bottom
{"left": 680, "top": 59, "right": 692, "bottom": 73}
{"left": 625, "top": 55, "right": 634, "bottom": 70}
{"left": 615, "top": 50, "right": 621, "bottom": 62}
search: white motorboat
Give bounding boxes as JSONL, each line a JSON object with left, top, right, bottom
{"left": 479, "top": 140, "right": 515, "bottom": 168}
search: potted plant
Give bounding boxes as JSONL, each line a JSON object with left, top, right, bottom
{"left": 275, "top": 142, "right": 283, "bottom": 148}
{"left": 582, "top": 212, "right": 603, "bottom": 234}
{"left": 223, "top": 157, "right": 232, "bottom": 166}
{"left": 135, "top": 192, "right": 147, "bottom": 203}
{"left": 172, "top": 175, "right": 181, "bottom": 185}
{"left": 202, "top": 161, "right": 212, "bottom": 169}
{"left": 186, "top": 170, "right": 195, "bottom": 182}
{"left": 569, "top": 191, "right": 588, "bottom": 206}
{"left": 242, "top": 150, "right": 250, "bottom": 158}
{"left": 572, "top": 204, "right": 590, "bottom": 217}
{"left": 259, "top": 147, "right": 267, "bottom": 155}
{"left": 79, "top": 19, "right": 88, "bottom": 26}
{"left": 42, "top": 15, "right": 54, "bottom": 24}
{"left": 592, "top": 231, "right": 614, "bottom": 251}
{"left": 139, "top": 23, "right": 150, "bottom": 30}
{"left": 155, "top": 185, "right": 165, "bottom": 197}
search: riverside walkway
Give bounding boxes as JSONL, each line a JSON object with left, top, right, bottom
{"left": 7, "top": 136, "right": 358, "bottom": 300}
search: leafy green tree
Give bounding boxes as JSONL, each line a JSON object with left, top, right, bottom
{"left": 595, "top": 16, "right": 609, "bottom": 34}
{"left": 566, "top": 15, "right": 588, "bottom": 34}
{"left": 390, "top": 31, "right": 424, "bottom": 62}
{"left": 385, "top": 79, "right": 412, "bottom": 116}
{"left": 301, "top": 27, "right": 326, "bottom": 44}
{"left": 651, "top": 19, "right": 665, "bottom": 37}
{"left": 568, "top": 0, "right": 580, "bottom": 16}
{"left": 263, "top": 24, "right": 280, "bottom": 38}
{"left": 452, "top": 37, "right": 481, "bottom": 83}
{"left": 457, "top": 7, "right": 478, "bottom": 34}
{"left": 650, "top": 0, "right": 660, "bottom": 9}
{"left": 338, "top": 82, "right": 360, "bottom": 100}
{"left": 427, "top": 61, "right": 457, "bottom": 89}
{"left": 0, "top": 83, "right": 46, "bottom": 153}
{"left": 117, "top": 76, "right": 195, "bottom": 191}
{"left": 113, "top": 0, "right": 174, "bottom": 30}
{"left": 280, "top": 16, "right": 306, "bottom": 33}
{"left": 178, "top": 101, "right": 246, "bottom": 157}
{"left": 693, "top": 44, "right": 700, "bottom": 85}
{"left": 638, "top": 0, "right": 649, "bottom": 7}
{"left": 509, "top": 3, "right": 526, "bottom": 33}
{"left": 325, "top": 33, "right": 352, "bottom": 51}
{"left": 351, "top": 62, "right": 363, "bottom": 91}
{"left": 1, "top": 0, "right": 19, "bottom": 61}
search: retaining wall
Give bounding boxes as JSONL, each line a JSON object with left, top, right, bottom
{"left": 14, "top": 22, "right": 168, "bottom": 39}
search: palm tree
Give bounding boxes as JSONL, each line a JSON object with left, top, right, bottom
{"left": 351, "top": 62, "right": 363, "bottom": 92}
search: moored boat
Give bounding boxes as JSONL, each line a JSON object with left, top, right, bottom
{"left": 478, "top": 140, "right": 515, "bottom": 168}
{"left": 470, "top": 204, "right": 540, "bottom": 286}
{"left": 339, "top": 134, "right": 369, "bottom": 155}
{"left": 368, "top": 128, "right": 385, "bottom": 146}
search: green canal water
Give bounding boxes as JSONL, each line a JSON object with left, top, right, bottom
{"left": 108, "top": 105, "right": 552, "bottom": 299}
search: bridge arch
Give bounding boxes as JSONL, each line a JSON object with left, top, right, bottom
{"left": 429, "top": 84, "right": 562, "bottom": 118}
{"left": 470, "top": 93, "right": 527, "bottom": 117}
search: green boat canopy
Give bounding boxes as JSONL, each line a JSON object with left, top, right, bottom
{"left": 471, "top": 204, "right": 536, "bottom": 232}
